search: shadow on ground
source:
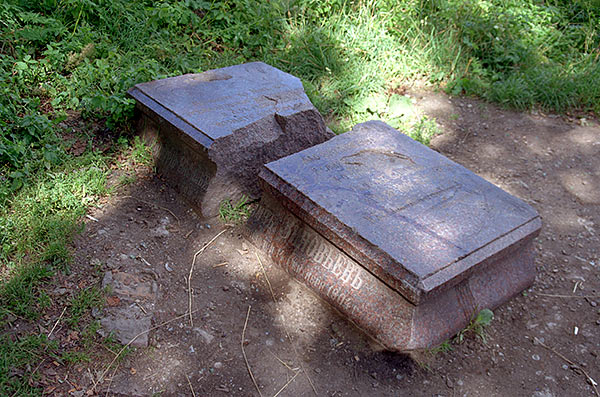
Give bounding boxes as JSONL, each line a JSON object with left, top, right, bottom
{"left": 37, "top": 90, "right": 599, "bottom": 397}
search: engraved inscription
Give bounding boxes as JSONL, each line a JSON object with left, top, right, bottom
{"left": 295, "top": 261, "right": 361, "bottom": 316}
{"left": 247, "top": 199, "right": 415, "bottom": 348}
{"left": 249, "top": 205, "right": 279, "bottom": 254}
{"left": 293, "top": 229, "right": 363, "bottom": 290}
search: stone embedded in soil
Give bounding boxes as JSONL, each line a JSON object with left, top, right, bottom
{"left": 100, "top": 271, "right": 158, "bottom": 347}
{"left": 99, "top": 306, "right": 152, "bottom": 347}
{"left": 193, "top": 328, "right": 215, "bottom": 344}
{"left": 247, "top": 120, "right": 542, "bottom": 350}
{"left": 151, "top": 217, "right": 170, "bottom": 237}
{"left": 102, "top": 271, "right": 157, "bottom": 301}
{"left": 127, "top": 62, "right": 333, "bottom": 216}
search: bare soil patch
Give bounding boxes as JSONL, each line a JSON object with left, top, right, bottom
{"left": 41, "top": 91, "right": 599, "bottom": 396}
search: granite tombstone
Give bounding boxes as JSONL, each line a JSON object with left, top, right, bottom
{"left": 128, "top": 62, "right": 333, "bottom": 216}
{"left": 247, "top": 120, "right": 541, "bottom": 350}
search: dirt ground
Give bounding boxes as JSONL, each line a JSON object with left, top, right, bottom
{"left": 45, "top": 90, "right": 599, "bottom": 396}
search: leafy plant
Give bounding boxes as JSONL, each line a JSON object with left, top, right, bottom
{"left": 454, "top": 308, "right": 494, "bottom": 344}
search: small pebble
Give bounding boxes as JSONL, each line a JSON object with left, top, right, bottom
{"left": 532, "top": 354, "right": 541, "bottom": 361}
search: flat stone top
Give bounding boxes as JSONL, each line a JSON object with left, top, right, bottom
{"left": 262, "top": 121, "right": 541, "bottom": 303}
{"left": 128, "top": 62, "right": 313, "bottom": 145}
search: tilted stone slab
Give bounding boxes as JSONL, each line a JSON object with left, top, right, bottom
{"left": 246, "top": 120, "right": 541, "bottom": 350}
{"left": 127, "top": 62, "right": 333, "bottom": 216}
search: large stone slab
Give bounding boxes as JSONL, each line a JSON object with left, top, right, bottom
{"left": 127, "top": 62, "right": 333, "bottom": 216}
{"left": 246, "top": 121, "right": 541, "bottom": 350}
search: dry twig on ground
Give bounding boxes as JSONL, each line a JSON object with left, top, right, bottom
{"left": 187, "top": 228, "right": 228, "bottom": 327}
{"left": 91, "top": 309, "right": 202, "bottom": 393}
{"left": 536, "top": 293, "right": 600, "bottom": 299}
{"left": 272, "top": 371, "right": 300, "bottom": 397}
{"left": 186, "top": 374, "right": 197, "bottom": 397}
{"left": 534, "top": 337, "right": 599, "bottom": 396}
{"left": 47, "top": 307, "right": 67, "bottom": 338}
{"left": 242, "top": 305, "right": 263, "bottom": 397}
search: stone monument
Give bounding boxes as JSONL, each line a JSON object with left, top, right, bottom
{"left": 247, "top": 121, "right": 541, "bottom": 350}
{"left": 127, "top": 62, "right": 333, "bottom": 216}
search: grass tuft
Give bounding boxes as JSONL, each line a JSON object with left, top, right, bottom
{"left": 0, "top": 263, "right": 54, "bottom": 321}
{"left": 66, "top": 286, "right": 105, "bottom": 328}
{"left": 131, "top": 136, "right": 154, "bottom": 167}
{"left": 219, "top": 195, "right": 252, "bottom": 224}
{"left": 454, "top": 308, "right": 495, "bottom": 344}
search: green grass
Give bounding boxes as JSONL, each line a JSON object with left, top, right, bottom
{"left": 61, "top": 350, "right": 92, "bottom": 365}
{"left": 131, "top": 136, "right": 154, "bottom": 167}
{"left": 0, "top": 151, "right": 111, "bottom": 393}
{"left": 1, "top": 0, "right": 598, "bottom": 393}
{"left": 66, "top": 286, "right": 105, "bottom": 328}
{"left": 0, "top": 334, "right": 58, "bottom": 396}
{"left": 427, "top": 339, "right": 454, "bottom": 355}
{"left": 454, "top": 308, "right": 495, "bottom": 344}
{"left": 219, "top": 195, "right": 252, "bottom": 224}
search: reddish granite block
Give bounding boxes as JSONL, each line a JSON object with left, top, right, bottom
{"left": 127, "top": 62, "right": 332, "bottom": 216}
{"left": 246, "top": 121, "right": 541, "bottom": 350}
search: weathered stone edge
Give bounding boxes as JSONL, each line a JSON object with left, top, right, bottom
{"left": 127, "top": 86, "right": 214, "bottom": 149}
{"left": 245, "top": 190, "right": 539, "bottom": 350}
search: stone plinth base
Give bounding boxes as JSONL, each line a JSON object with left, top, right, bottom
{"left": 128, "top": 62, "right": 333, "bottom": 216}
{"left": 246, "top": 121, "right": 541, "bottom": 350}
